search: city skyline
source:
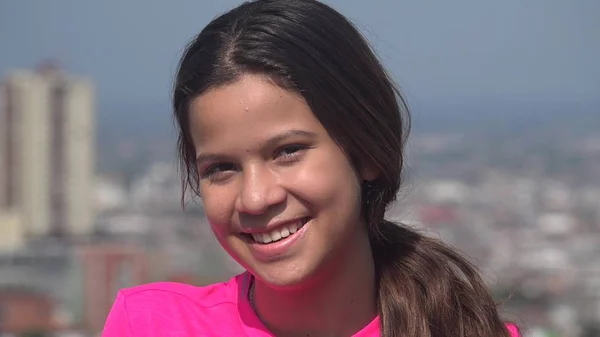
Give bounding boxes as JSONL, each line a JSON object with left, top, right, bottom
{"left": 0, "top": 1, "right": 599, "bottom": 335}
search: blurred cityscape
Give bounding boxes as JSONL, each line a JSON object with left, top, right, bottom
{"left": 0, "top": 64, "right": 598, "bottom": 337}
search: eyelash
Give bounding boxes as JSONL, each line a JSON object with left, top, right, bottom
{"left": 275, "top": 144, "right": 308, "bottom": 162}
{"left": 199, "top": 144, "right": 310, "bottom": 182}
{"left": 201, "top": 163, "right": 236, "bottom": 180}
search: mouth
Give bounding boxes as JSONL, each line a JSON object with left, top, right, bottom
{"left": 243, "top": 217, "right": 310, "bottom": 245}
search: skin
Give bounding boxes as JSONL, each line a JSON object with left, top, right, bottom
{"left": 189, "top": 74, "right": 377, "bottom": 337}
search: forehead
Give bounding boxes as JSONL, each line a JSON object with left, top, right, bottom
{"left": 189, "top": 75, "right": 323, "bottom": 145}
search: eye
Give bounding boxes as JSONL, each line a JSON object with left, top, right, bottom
{"left": 200, "top": 163, "right": 237, "bottom": 182}
{"left": 275, "top": 144, "right": 309, "bottom": 162}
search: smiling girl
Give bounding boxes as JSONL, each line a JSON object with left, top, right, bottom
{"left": 102, "top": 1, "right": 520, "bottom": 336}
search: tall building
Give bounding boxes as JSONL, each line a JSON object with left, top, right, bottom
{"left": 0, "top": 62, "right": 95, "bottom": 241}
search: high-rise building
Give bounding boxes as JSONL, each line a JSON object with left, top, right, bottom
{"left": 0, "top": 62, "right": 95, "bottom": 241}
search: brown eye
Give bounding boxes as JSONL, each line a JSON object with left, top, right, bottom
{"left": 275, "top": 144, "right": 308, "bottom": 160}
{"left": 201, "top": 163, "right": 237, "bottom": 182}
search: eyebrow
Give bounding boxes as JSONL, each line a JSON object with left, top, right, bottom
{"left": 195, "top": 129, "right": 317, "bottom": 164}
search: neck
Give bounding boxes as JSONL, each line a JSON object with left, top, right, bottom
{"left": 251, "top": 226, "right": 377, "bottom": 337}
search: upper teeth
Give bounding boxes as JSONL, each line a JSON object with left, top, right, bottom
{"left": 252, "top": 220, "right": 302, "bottom": 244}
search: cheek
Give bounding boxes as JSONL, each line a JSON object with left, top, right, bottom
{"left": 200, "top": 187, "right": 236, "bottom": 235}
{"left": 292, "top": 148, "right": 361, "bottom": 211}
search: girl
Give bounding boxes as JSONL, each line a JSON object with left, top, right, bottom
{"left": 103, "top": 0, "right": 520, "bottom": 336}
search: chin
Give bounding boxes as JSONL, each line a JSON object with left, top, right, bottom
{"left": 248, "top": 258, "right": 321, "bottom": 290}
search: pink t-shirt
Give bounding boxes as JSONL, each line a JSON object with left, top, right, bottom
{"left": 102, "top": 272, "right": 520, "bottom": 336}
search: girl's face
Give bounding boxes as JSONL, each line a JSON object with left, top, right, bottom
{"left": 189, "top": 74, "right": 374, "bottom": 287}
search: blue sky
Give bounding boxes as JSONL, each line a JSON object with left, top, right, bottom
{"left": 1, "top": 0, "right": 598, "bottom": 110}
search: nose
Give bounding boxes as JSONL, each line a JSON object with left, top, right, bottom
{"left": 235, "top": 163, "right": 286, "bottom": 215}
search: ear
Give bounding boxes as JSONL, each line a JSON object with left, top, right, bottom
{"left": 359, "top": 162, "right": 380, "bottom": 182}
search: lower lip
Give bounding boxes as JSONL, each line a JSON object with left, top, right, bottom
{"left": 246, "top": 220, "right": 310, "bottom": 262}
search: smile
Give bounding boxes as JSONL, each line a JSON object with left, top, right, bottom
{"left": 247, "top": 218, "right": 310, "bottom": 244}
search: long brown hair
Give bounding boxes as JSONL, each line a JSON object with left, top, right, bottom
{"left": 173, "top": 0, "right": 512, "bottom": 336}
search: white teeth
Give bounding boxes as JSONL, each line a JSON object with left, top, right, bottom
{"left": 271, "top": 231, "right": 282, "bottom": 241}
{"left": 250, "top": 219, "right": 306, "bottom": 244}
{"left": 262, "top": 233, "right": 272, "bottom": 243}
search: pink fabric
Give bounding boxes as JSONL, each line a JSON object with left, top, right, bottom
{"left": 102, "top": 272, "right": 520, "bottom": 336}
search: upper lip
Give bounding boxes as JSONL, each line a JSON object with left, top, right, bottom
{"left": 239, "top": 217, "right": 306, "bottom": 235}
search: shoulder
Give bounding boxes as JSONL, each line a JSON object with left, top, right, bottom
{"left": 102, "top": 274, "right": 248, "bottom": 337}
{"left": 505, "top": 323, "right": 521, "bottom": 337}
{"left": 119, "top": 277, "right": 239, "bottom": 309}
